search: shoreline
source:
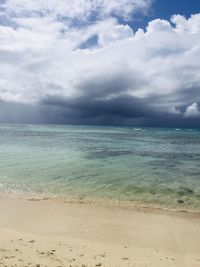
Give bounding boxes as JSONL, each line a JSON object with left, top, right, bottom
{"left": 0, "top": 195, "right": 200, "bottom": 266}
{"left": 1, "top": 191, "right": 200, "bottom": 216}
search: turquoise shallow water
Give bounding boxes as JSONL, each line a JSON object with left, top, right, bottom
{"left": 0, "top": 124, "right": 200, "bottom": 211}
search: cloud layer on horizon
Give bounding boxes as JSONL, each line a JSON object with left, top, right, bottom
{"left": 0, "top": 0, "right": 200, "bottom": 126}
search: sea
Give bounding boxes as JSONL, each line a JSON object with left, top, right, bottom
{"left": 0, "top": 123, "right": 200, "bottom": 211}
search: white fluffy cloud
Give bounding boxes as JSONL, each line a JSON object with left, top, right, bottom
{"left": 1, "top": 0, "right": 151, "bottom": 22}
{"left": 0, "top": 0, "right": 200, "bottom": 124}
{"left": 184, "top": 103, "right": 200, "bottom": 118}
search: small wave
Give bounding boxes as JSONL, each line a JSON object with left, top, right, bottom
{"left": 133, "top": 128, "right": 142, "bottom": 131}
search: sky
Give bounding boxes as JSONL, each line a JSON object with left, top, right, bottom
{"left": 0, "top": 0, "right": 200, "bottom": 127}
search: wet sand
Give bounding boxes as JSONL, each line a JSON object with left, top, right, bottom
{"left": 0, "top": 196, "right": 200, "bottom": 267}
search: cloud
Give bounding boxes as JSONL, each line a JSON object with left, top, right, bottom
{"left": 184, "top": 103, "right": 200, "bottom": 118}
{"left": 0, "top": 0, "right": 200, "bottom": 126}
{"left": 1, "top": 0, "right": 152, "bottom": 23}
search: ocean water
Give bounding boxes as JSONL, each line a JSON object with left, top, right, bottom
{"left": 0, "top": 124, "right": 200, "bottom": 211}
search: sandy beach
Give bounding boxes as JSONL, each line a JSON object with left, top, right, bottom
{"left": 0, "top": 196, "right": 199, "bottom": 267}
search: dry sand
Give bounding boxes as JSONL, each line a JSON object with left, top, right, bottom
{"left": 0, "top": 196, "right": 200, "bottom": 267}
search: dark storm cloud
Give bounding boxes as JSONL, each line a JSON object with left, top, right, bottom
{"left": 39, "top": 94, "right": 198, "bottom": 127}
{"left": 0, "top": 95, "right": 200, "bottom": 127}
{"left": 42, "top": 94, "right": 154, "bottom": 118}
